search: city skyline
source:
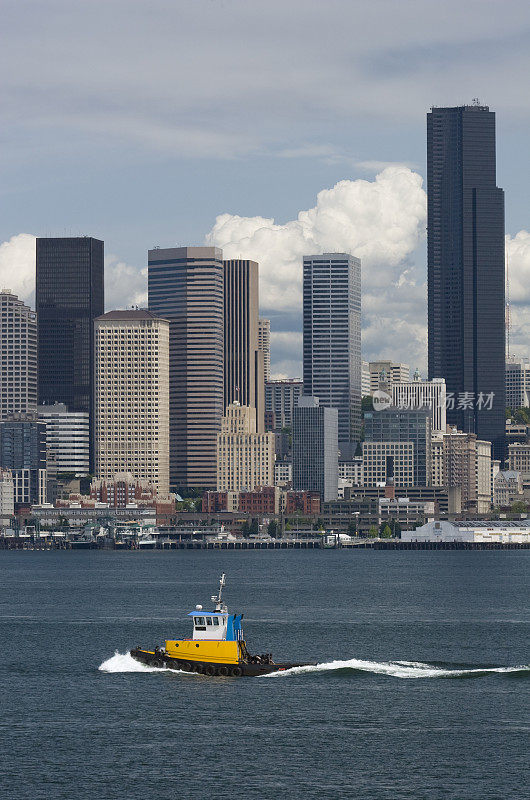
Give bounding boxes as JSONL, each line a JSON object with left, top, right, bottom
{"left": 2, "top": 2, "right": 530, "bottom": 378}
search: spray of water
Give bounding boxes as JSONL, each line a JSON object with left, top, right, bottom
{"left": 98, "top": 651, "right": 176, "bottom": 673}
{"left": 263, "top": 658, "right": 530, "bottom": 679}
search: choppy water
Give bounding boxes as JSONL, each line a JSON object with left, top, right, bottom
{"left": 1, "top": 549, "right": 528, "bottom": 799}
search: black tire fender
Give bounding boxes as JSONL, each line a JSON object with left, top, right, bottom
{"left": 218, "top": 666, "right": 229, "bottom": 677}
{"left": 194, "top": 663, "right": 204, "bottom": 674}
{"left": 230, "top": 666, "right": 243, "bottom": 678}
{"left": 205, "top": 665, "right": 217, "bottom": 676}
{"left": 181, "top": 662, "right": 192, "bottom": 672}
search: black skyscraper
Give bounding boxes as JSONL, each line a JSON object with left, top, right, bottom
{"left": 427, "top": 104, "right": 505, "bottom": 460}
{"left": 36, "top": 237, "right": 104, "bottom": 470}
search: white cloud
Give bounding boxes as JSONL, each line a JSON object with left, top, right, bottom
{"left": 104, "top": 255, "right": 147, "bottom": 310}
{"left": 207, "top": 165, "right": 429, "bottom": 369}
{"left": 0, "top": 234, "right": 37, "bottom": 304}
{"left": 207, "top": 166, "right": 427, "bottom": 308}
{"left": 507, "top": 230, "right": 530, "bottom": 357}
{"left": 507, "top": 230, "right": 530, "bottom": 304}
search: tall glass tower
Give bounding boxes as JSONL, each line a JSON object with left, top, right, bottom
{"left": 427, "top": 104, "right": 505, "bottom": 460}
{"left": 223, "top": 259, "right": 264, "bottom": 432}
{"left": 36, "top": 237, "right": 104, "bottom": 471}
{"left": 148, "top": 246, "right": 224, "bottom": 490}
{"left": 302, "top": 253, "right": 361, "bottom": 456}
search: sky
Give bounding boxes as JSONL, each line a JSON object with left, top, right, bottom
{"left": 1, "top": 0, "right": 530, "bottom": 377}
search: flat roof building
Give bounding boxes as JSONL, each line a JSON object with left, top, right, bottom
{"left": 0, "top": 416, "right": 47, "bottom": 507}
{"left": 148, "top": 246, "right": 224, "bottom": 490}
{"left": 363, "top": 407, "right": 432, "bottom": 487}
{"left": 292, "top": 396, "right": 338, "bottom": 502}
{"left": 265, "top": 379, "right": 303, "bottom": 431}
{"left": 38, "top": 403, "right": 89, "bottom": 477}
{"left": 258, "top": 318, "right": 271, "bottom": 383}
{"left": 216, "top": 403, "right": 274, "bottom": 492}
{"left": 36, "top": 237, "right": 104, "bottom": 471}
{"left": 224, "top": 259, "right": 264, "bottom": 431}
{"left": 0, "top": 291, "right": 37, "bottom": 421}
{"left": 95, "top": 310, "right": 170, "bottom": 496}
{"left": 303, "top": 253, "right": 361, "bottom": 455}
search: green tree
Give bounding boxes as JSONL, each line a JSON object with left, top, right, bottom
{"left": 367, "top": 525, "right": 378, "bottom": 538}
{"left": 267, "top": 520, "right": 278, "bottom": 538}
{"left": 241, "top": 521, "right": 250, "bottom": 536}
{"left": 380, "top": 524, "right": 393, "bottom": 538}
{"left": 510, "top": 500, "right": 527, "bottom": 514}
{"left": 249, "top": 518, "right": 259, "bottom": 536}
{"left": 361, "top": 395, "right": 374, "bottom": 412}
{"left": 508, "top": 406, "right": 530, "bottom": 425}
{"left": 347, "top": 520, "right": 359, "bottom": 537}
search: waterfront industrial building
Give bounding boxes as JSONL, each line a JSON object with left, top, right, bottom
{"left": 402, "top": 520, "right": 530, "bottom": 545}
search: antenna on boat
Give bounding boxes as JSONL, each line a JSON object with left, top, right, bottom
{"left": 211, "top": 573, "right": 227, "bottom": 612}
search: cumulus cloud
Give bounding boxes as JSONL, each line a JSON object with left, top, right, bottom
{"left": 0, "top": 234, "right": 146, "bottom": 311}
{"left": 208, "top": 166, "right": 427, "bottom": 307}
{"left": 207, "top": 166, "right": 429, "bottom": 370}
{"left": 104, "top": 255, "right": 147, "bottom": 310}
{"left": 507, "top": 230, "right": 530, "bottom": 358}
{"left": 507, "top": 230, "right": 530, "bottom": 304}
{"left": 0, "top": 234, "right": 37, "bottom": 304}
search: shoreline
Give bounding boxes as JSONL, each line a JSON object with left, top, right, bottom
{"left": 1, "top": 537, "right": 529, "bottom": 551}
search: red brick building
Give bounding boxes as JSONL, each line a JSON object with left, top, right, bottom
{"left": 284, "top": 491, "right": 320, "bottom": 515}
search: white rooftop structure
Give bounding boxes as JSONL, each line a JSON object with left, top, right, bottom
{"left": 402, "top": 519, "right": 530, "bottom": 544}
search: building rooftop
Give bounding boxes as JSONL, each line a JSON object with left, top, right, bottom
{"left": 96, "top": 309, "right": 169, "bottom": 322}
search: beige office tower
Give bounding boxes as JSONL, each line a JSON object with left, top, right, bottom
{"left": 369, "top": 361, "right": 410, "bottom": 394}
{"left": 217, "top": 403, "right": 274, "bottom": 491}
{"left": 0, "top": 291, "right": 37, "bottom": 420}
{"left": 224, "top": 260, "right": 264, "bottom": 432}
{"left": 258, "top": 318, "right": 271, "bottom": 382}
{"left": 148, "top": 247, "right": 224, "bottom": 489}
{"left": 95, "top": 310, "right": 170, "bottom": 496}
{"left": 442, "top": 430, "right": 491, "bottom": 513}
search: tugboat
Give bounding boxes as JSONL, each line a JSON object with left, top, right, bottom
{"left": 130, "top": 574, "right": 312, "bottom": 677}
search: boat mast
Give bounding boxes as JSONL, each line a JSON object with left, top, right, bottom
{"left": 211, "top": 573, "right": 227, "bottom": 612}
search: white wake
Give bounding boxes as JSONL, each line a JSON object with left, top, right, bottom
{"left": 263, "top": 658, "right": 530, "bottom": 679}
{"left": 98, "top": 651, "right": 178, "bottom": 673}
{"left": 98, "top": 651, "right": 528, "bottom": 680}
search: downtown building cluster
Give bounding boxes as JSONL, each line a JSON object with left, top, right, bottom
{"left": 1, "top": 103, "right": 528, "bottom": 540}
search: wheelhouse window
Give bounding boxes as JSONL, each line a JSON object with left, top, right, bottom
{"left": 212, "top": 617, "right": 219, "bottom": 626}
{"left": 206, "top": 617, "right": 213, "bottom": 626}
{"left": 194, "top": 616, "right": 205, "bottom": 629}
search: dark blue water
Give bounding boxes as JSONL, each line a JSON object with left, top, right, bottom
{"left": 0, "top": 550, "right": 528, "bottom": 799}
